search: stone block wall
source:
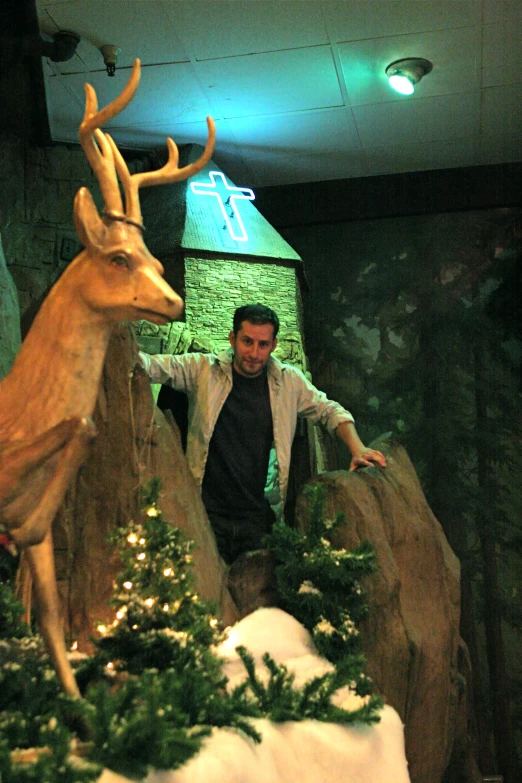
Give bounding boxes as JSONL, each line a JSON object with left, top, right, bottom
{"left": 0, "top": 134, "right": 93, "bottom": 319}
{"left": 184, "top": 256, "right": 304, "bottom": 354}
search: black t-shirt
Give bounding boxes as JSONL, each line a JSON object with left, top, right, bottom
{"left": 202, "top": 367, "right": 273, "bottom": 517}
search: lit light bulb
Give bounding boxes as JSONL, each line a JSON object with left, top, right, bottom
{"left": 137, "top": 552, "right": 146, "bottom": 561}
{"left": 71, "top": 640, "right": 78, "bottom": 651}
{"left": 385, "top": 58, "right": 432, "bottom": 96}
{"left": 127, "top": 533, "right": 138, "bottom": 544}
{"left": 123, "top": 581, "right": 133, "bottom": 590}
{"left": 145, "top": 598, "right": 154, "bottom": 607}
{"left": 388, "top": 73, "right": 414, "bottom": 95}
{"left": 163, "top": 603, "right": 170, "bottom": 611}
{"left": 97, "top": 624, "right": 107, "bottom": 634}
{"left": 164, "top": 568, "right": 173, "bottom": 577}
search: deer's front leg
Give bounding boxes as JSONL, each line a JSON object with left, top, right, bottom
{"left": 25, "top": 530, "right": 80, "bottom": 698}
{"left": 8, "top": 417, "right": 97, "bottom": 548}
{"left": 0, "top": 417, "right": 93, "bottom": 509}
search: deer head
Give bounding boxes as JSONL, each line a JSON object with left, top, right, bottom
{"left": 71, "top": 58, "right": 215, "bottom": 325}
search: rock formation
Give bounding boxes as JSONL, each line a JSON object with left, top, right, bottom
{"left": 229, "top": 437, "right": 474, "bottom": 783}
{"left": 293, "top": 440, "right": 462, "bottom": 783}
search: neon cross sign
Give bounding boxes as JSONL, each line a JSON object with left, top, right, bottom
{"left": 190, "top": 171, "right": 255, "bottom": 242}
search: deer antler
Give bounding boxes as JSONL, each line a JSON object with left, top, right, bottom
{"left": 79, "top": 58, "right": 216, "bottom": 229}
{"left": 106, "top": 116, "right": 216, "bottom": 228}
{"left": 79, "top": 59, "right": 142, "bottom": 221}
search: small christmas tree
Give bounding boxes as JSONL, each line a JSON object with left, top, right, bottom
{"left": 264, "top": 483, "right": 383, "bottom": 710}
{"left": 87, "top": 477, "right": 225, "bottom": 677}
{"left": 81, "top": 478, "right": 260, "bottom": 779}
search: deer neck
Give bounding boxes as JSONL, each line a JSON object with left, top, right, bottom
{"left": 1, "top": 277, "right": 114, "bottom": 439}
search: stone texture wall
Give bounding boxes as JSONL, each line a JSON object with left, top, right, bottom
{"left": 184, "top": 256, "right": 304, "bottom": 354}
{"left": 0, "top": 134, "right": 95, "bottom": 320}
{"left": 0, "top": 232, "right": 21, "bottom": 380}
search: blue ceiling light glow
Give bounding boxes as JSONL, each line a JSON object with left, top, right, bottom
{"left": 385, "top": 58, "right": 433, "bottom": 95}
{"left": 190, "top": 171, "right": 255, "bottom": 242}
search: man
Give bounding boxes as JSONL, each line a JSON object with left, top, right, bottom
{"left": 138, "top": 303, "right": 386, "bottom": 563}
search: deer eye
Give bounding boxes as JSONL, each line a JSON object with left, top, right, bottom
{"left": 111, "top": 254, "right": 129, "bottom": 269}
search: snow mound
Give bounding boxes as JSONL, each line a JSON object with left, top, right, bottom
{"left": 97, "top": 608, "right": 410, "bottom": 783}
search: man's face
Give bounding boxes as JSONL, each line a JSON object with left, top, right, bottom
{"left": 229, "top": 320, "right": 277, "bottom": 378}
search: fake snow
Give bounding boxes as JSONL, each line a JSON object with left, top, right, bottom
{"left": 97, "top": 607, "right": 410, "bottom": 783}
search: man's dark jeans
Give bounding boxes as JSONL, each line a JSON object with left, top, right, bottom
{"left": 207, "top": 506, "right": 276, "bottom": 565}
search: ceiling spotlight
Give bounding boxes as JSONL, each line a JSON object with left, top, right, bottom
{"left": 100, "top": 44, "right": 121, "bottom": 77}
{"left": 385, "top": 58, "right": 433, "bottom": 95}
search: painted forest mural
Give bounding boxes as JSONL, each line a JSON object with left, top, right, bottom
{"left": 283, "top": 207, "right": 522, "bottom": 781}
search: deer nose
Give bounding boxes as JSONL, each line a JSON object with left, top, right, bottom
{"left": 167, "top": 291, "right": 184, "bottom": 317}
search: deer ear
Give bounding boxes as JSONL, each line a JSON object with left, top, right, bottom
{"left": 73, "top": 187, "right": 106, "bottom": 250}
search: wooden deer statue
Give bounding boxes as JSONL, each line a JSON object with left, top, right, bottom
{"left": 0, "top": 59, "right": 215, "bottom": 697}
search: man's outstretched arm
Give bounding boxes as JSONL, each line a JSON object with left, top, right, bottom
{"left": 335, "top": 420, "right": 387, "bottom": 472}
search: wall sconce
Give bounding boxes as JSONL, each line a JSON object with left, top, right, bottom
{"left": 385, "top": 58, "right": 433, "bottom": 95}
{"left": 100, "top": 44, "right": 121, "bottom": 77}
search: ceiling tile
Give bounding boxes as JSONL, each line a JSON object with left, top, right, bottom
{"left": 37, "top": 0, "right": 189, "bottom": 72}
{"left": 482, "top": 23, "right": 522, "bottom": 87}
{"left": 483, "top": 0, "right": 522, "bottom": 25}
{"left": 170, "top": 0, "right": 328, "bottom": 60}
{"left": 478, "top": 133, "right": 522, "bottom": 165}
{"left": 338, "top": 26, "right": 480, "bottom": 107}
{"left": 323, "top": 0, "right": 481, "bottom": 43}
{"left": 45, "top": 63, "right": 215, "bottom": 138}
{"left": 354, "top": 91, "right": 480, "bottom": 148}
{"left": 196, "top": 47, "right": 343, "bottom": 119}
{"left": 105, "top": 118, "right": 232, "bottom": 155}
{"left": 42, "top": 56, "right": 60, "bottom": 78}
{"left": 481, "top": 84, "right": 522, "bottom": 136}
{"left": 227, "top": 109, "right": 360, "bottom": 154}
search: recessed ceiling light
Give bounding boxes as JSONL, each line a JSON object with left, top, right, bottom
{"left": 385, "top": 58, "right": 433, "bottom": 95}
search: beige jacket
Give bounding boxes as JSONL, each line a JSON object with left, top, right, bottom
{"left": 138, "top": 349, "right": 354, "bottom": 511}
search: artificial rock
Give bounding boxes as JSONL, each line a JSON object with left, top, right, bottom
{"left": 228, "top": 437, "right": 466, "bottom": 783}
{"left": 295, "top": 440, "right": 461, "bottom": 783}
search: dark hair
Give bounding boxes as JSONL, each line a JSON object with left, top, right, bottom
{"left": 233, "top": 303, "right": 280, "bottom": 338}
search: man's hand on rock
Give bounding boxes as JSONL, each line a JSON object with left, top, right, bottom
{"left": 349, "top": 448, "right": 387, "bottom": 472}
